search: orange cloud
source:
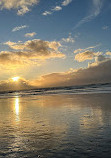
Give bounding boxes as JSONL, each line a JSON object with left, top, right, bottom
{"left": 25, "top": 32, "right": 36, "bottom": 37}
{"left": 32, "top": 58, "right": 111, "bottom": 87}
{"left": 0, "top": 57, "right": 111, "bottom": 91}
{"left": 0, "top": 77, "right": 34, "bottom": 92}
{"left": 75, "top": 51, "right": 101, "bottom": 62}
{"left": 1, "top": 40, "right": 65, "bottom": 68}
{"left": 106, "top": 51, "right": 111, "bottom": 56}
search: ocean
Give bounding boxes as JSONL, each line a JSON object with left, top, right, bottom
{"left": 0, "top": 83, "right": 111, "bottom": 157}
{"left": 0, "top": 82, "right": 111, "bottom": 98}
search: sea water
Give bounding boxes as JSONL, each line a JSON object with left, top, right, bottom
{"left": 0, "top": 84, "right": 111, "bottom": 158}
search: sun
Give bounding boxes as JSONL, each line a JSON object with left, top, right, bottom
{"left": 12, "top": 77, "right": 20, "bottom": 82}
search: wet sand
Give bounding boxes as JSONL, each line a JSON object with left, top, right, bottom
{"left": 0, "top": 93, "right": 111, "bottom": 158}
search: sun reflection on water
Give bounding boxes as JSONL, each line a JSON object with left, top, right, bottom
{"left": 14, "top": 97, "right": 20, "bottom": 122}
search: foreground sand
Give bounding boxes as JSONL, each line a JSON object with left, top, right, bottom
{"left": 0, "top": 93, "right": 111, "bottom": 158}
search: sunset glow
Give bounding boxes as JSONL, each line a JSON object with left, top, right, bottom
{"left": 0, "top": 1, "right": 111, "bottom": 158}
{"left": 12, "top": 77, "right": 20, "bottom": 82}
{"left": 0, "top": 0, "right": 110, "bottom": 90}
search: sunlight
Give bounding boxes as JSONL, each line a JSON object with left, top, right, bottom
{"left": 15, "top": 97, "right": 20, "bottom": 121}
{"left": 12, "top": 76, "right": 20, "bottom": 82}
{"left": 15, "top": 97, "right": 19, "bottom": 115}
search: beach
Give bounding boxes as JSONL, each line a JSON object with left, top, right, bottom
{"left": 0, "top": 93, "right": 111, "bottom": 158}
{"left": 0, "top": 0, "right": 111, "bottom": 157}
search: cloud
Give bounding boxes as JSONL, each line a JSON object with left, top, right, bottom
{"left": 0, "top": 77, "right": 34, "bottom": 92}
{"left": 42, "top": 11, "right": 52, "bottom": 16}
{"left": 88, "top": 55, "right": 108, "bottom": 67}
{"left": 42, "top": 0, "right": 72, "bottom": 16}
{"left": 61, "top": 35, "right": 75, "bottom": 43}
{"left": 74, "top": 45, "right": 101, "bottom": 62}
{"left": 1, "top": 54, "right": 111, "bottom": 90}
{"left": 52, "top": 6, "right": 62, "bottom": 11}
{"left": 106, "top": 51, "right": 111, "bottom": 56}
{"left": 62, "top": 0, "right": 72, "bottom": 6}
{"left": 12, "top": 25, "right": 28, "bottom": 32}
{"left": 33, "top": 57, "right": 111, "bottom": 88}
{"left": 74, "top": 0, "right": 103, "bottom": 29}
{"left": 0, "top": 0, "right": 39, "bottom": 15}
{"left": 95, "top": 55, "right": 107, "bottom": 62}
{"left": 25, "top": 32, "right": 36, "bottom": 37}
{"left": 74, "top": 51, "right": 101, "bottom": 62}
{"left": 0, "top": 51, "right": 23, "bottom": 65}
{"left": 2, "top": 39, "right": 65, "bottom": 67}
{"left": 102, "top": 26, "right": 109, "bottom": 30}
{"left": 73, "top": 44, "right": 101, "bottom": 54}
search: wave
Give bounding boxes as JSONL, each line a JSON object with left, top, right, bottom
{"left": 0, "top": 82, "right": 111, "bottom": 98}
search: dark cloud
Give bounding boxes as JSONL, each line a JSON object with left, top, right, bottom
{"left": 33, "top": 58, "right": 111, "bottom": 87}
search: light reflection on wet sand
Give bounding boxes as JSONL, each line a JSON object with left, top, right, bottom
{"left": 0, "top": 93, "right": 111, "bottom": 157}
{"left": 14, "top": 97, "right": 20, "bottom": 122}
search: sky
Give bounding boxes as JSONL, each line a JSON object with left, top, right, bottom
{"left": 0, "top": 0, "right": 111, "bottom": 90}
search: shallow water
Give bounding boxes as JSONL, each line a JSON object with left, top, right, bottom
{"left": 0, "top": 93, "right": 111, "bottom": 158}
